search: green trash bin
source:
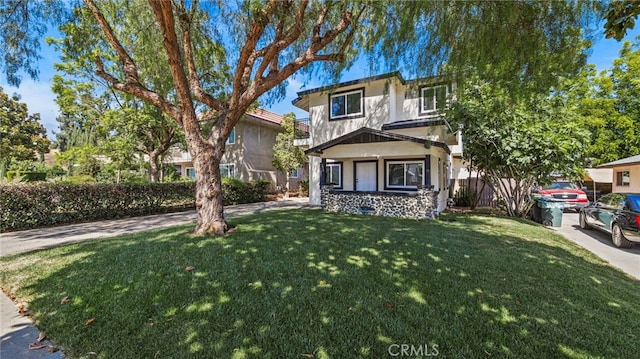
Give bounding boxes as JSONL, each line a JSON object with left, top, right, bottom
{"left": 538, "top": 198, "right": 563, "bottom": 227}
{"left": 531, "top": 197, "right": 542, "bottom": 223}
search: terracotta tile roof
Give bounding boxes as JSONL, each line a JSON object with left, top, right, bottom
{"left": 247, "top": 108, "right": 283, "bottom": 125}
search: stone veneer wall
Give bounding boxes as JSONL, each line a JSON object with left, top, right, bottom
{"left": 320, "top": 185, "right": 438, "bottom": 219}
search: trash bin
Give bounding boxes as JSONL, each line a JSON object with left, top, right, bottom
{"left": 530, "top": 198, "right": 542, "bottom": 223}
{"left": 538, "top": 198, "right": 564, "bottom": 227}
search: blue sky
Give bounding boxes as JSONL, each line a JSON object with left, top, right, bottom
{"left": 1, "top": 25, "right": 639, "bottom": 139}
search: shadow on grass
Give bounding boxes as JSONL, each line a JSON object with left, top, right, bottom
{"left": 2, "top": 210, "right": 639, "bottom": 358}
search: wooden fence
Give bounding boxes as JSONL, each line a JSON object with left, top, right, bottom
{"left": 453, "top": 178, "right": 498, "bottom": 207}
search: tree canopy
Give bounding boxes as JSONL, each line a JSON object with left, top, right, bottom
{"left": 560, "top": 40, "right": 640, "bottom": 166}
{"left": 272, "top": 112, "right": 307, "bottom": 194}
{"left": 447, "top": 79, "right": 588, "bottom": 217}
{"left": 0, "top": 86, "right": 50, "bottom": 174}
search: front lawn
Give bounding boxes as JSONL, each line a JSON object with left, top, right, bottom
{"left": 1, "top": 209, "right": 638, "bottom": 358}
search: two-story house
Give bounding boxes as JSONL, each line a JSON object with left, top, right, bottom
{"left": 293, "top": 72, "right": 462, "bottom": 218}
{"left": 166, "top": 108, "right": 308, "bottom": 192}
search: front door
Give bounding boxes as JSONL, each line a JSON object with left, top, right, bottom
{"left": 355, "top": 162, "right": 377, "bottom": 191}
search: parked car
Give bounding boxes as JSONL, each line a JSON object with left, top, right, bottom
{"left": 579, "top": 193, "right": 640, "bottom": 248}
{"left": 534, "top": 181, "right": 589, "bottom": 212}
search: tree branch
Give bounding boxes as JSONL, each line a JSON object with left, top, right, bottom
{"left": 148, "top": 0, "right": 205, "bottom": 145}
{"left": 230, "top": 0, "right": 279, "bottom": 107}
{"left": 94, "top": 55, "right": 181, "bottom": 120}
{"left": 176, "top": 1, "right": 223, "bottom": 111}
{"left": 83, "top": 0, "right": 139, "bottom": 85}
{"left": 255, "top": 0, "right": 308, "bottom": 80}
{"left": 241, "top": 3, "right": 356, "bottom": 110}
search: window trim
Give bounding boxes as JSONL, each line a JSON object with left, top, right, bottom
{"left": 419, "top": 84, "right": 449, "bottom": 115}
{"left": 324, "top": 161, "right": 343, "bottom": 189}
{"left": 384, "top": 158, "right": 426, "bottom": 190}
{"left": 328, "top": 87, "right": 365, "bottom": 121}
{"left": 616, "top": 170, "right": 630, "bottom": 186}
{"left": 220, "top": 163, "right": 235, "bottom": 178}
{"left": 226, "top": 127, "right": 236, "bottom": 145}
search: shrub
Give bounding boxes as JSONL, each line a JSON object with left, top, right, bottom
{"left": 6, "top": 171, "right": 47, "bottom": 182}
{"left": 453, "top": 187, "right": 476, "bottom": 207}
{"left": 1, "top": 178, "right": 271, "bottom": 232}
{"left": 247, "top": 179, "right": 271, "bottom": 202}
{"left": 58, "top": 175, "right": 97, "bottom": 184}
{"left": 299, "top": 178, "right": 309, "bottom": 196}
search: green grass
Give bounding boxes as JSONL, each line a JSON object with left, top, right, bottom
{"left": 1, "top": 209, "right": 638, "bottom": 358}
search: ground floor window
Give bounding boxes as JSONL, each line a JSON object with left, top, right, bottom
{"left": 185, "top": 164, "right": 235, "bottom": 179}
{"left": 616, "top": 170, "right": 630, "bottom": 186}
{"left": 324, "top": 162, "right": 342, "bottom": 188}
{"left": 221, "top": 164, "right": 235, "bottom": 178}
{"left": 290, "top": 168, "right": 299, "bottom": 178}
{"left": 385, "top": 160, "right": 424, "bottom": 189}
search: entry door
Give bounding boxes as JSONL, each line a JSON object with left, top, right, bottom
{"left": 355, "top": 162, "right": 377, "bottom": 191}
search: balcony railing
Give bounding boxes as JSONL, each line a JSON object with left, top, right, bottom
{"left": 295, "top": 118, "right": 310, "bottom": 139}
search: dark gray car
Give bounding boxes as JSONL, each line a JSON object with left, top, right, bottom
{"left": 579, "top": 193, "right": 640, "bottom": 248}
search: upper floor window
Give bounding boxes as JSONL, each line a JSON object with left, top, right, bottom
{"left": 420, "top": 84, "right": 448, "bottom": 114}
{"left": 330, "top": 88, "right": 364, "bottom": 120}
{"left": 226, "top": 127, "right": 236, "bottom": 145}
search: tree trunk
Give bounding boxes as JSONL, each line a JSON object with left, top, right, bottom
{"left": 191, "top": 141, "right": 228, "bottom": 235}
{"left": 148, "top": 152, "right": 161, "bottom": 183}
{"left": 284, "top": 173, "right": 290, "bottom": 198}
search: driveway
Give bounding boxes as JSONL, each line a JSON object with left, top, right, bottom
{"left": 552, "top": 212, "right": 640, "bottom": 280}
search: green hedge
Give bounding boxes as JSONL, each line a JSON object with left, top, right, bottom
{"left": 6, "top": 171, "right": 47, "bottom": 182}
{"left": 1, "top": 179, "right": 270, "bottom": 232}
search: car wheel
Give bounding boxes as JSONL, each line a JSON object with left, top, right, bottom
{"left": 579, "top": 212, "right": 591, "bottom": 230}
{"left": 612, "top": 224, "right": 635, "bottom": 248}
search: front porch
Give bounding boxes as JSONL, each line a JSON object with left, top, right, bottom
{"left": 321, "top": 185, "right": 439, "bottom": 219}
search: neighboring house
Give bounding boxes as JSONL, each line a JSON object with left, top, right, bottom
{"left": 598, "top": 155, "right": 640, "bottom": 193}
{"left": 292, "top": 72, "right": 463, "bottom": 218}
{"left": 165, "top": 108, "right": 308, "bottom": 192}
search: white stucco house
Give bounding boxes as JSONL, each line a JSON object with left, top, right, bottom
{"left": 292, "top": 72, "right": 463, "bottom": 218}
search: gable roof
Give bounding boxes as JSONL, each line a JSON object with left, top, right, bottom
{"left": 246, "top": 108, "right": 283, "bottom": 126}
{"left": 598, "top": 155, "right": 640, "bottom": 168}
{"left": 305, "top": 127, "right": 450, "bottom": 156}
{"left": 292, "top": 72, "right": 404, "bottom": 111}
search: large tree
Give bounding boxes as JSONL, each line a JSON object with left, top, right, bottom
{"left": 559, "top": 41, "right": 640, "bottom": 166}
{"left": 1, "top": 0, "right": 602, "bottom": 234}
{"left": 0, "top": 86, "right": 50, "bottom": 176}
{"left": 446, "top": 80, "right": 589, "bottom": 217}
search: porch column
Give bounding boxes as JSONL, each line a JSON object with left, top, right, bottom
{"left": 320, "top": 158, "right": 327, "bottom": 186}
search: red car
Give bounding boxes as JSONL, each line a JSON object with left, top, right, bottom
{"left": 535, "top": 181, "right": 589, "bottom": 211}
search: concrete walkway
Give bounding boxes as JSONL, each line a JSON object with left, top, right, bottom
{"left": 0, "top": 198, "right": 313, "bottom": 359}
{"left": 551, "top": 212, "right": 640, "bottom": 280}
